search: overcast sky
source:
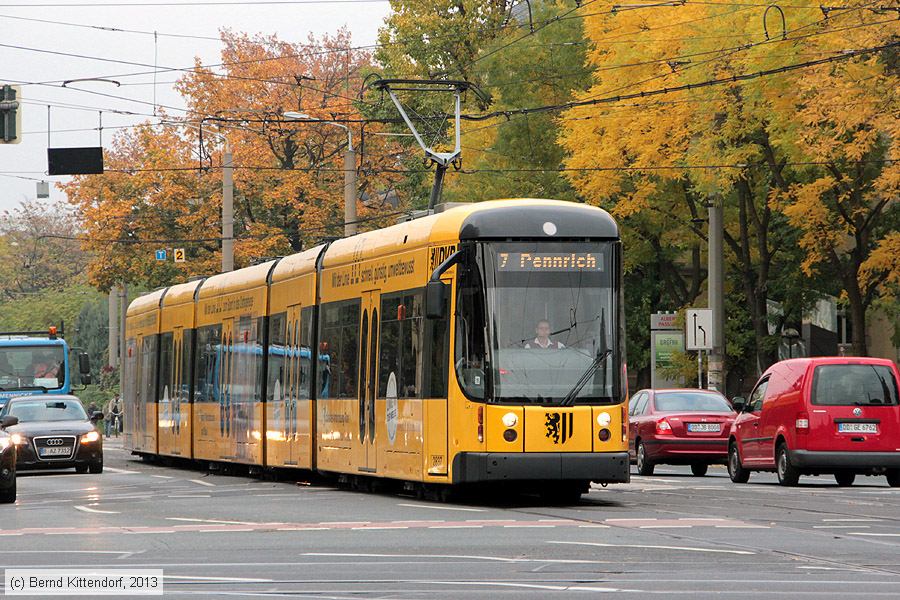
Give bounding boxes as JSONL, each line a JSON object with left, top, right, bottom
{"left": 0, "top": 0, "right": 392, "bottom": 213}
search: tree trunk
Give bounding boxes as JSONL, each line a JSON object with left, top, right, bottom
{"left": 843, "top": 270, "right": 868, "bottom": 357}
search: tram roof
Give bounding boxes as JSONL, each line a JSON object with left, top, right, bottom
{"left": 322, "top": 199, "right": 618, "bottom": 268}
{"left": 162, "top": 279, "right": 204, "bottom": 306}
{"left": 197, "top": 260, "right": 278, "bottom": 299}
{"left": 270, "top": 245, "right": 325, "bottom": 284}
{"left": 126, "top": 288, "right": 166, "bottom": 317}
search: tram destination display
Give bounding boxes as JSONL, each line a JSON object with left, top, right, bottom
{"left": 497, "top": 252, "right": 604, "bottom": 271}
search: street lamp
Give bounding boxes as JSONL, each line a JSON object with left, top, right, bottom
{"left": 283, "top": 112, "right": 357, "bottom": 237}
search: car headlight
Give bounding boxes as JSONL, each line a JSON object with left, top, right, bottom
{"left": 81, "top": 431, "right": 100, "bottom": 444}
{"left": 9, "top": 433, "right": 24, "bottom": 445}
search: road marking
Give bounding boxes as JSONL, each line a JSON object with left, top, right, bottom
{"left": 578, "top": 525, "right": 611, "bottom": 528}
{"left": 430, "top": 525, "right": 483, "bottom": 529}
{"left": 813, "top": 525, "right": 870, "bottom": 529}
{"left": 166, "top": 518, "right": 258, "bottom": 525}
{"left": 548, "top": 541, "right": 755, "bottom": 555}
{"left": 167, "top": 494, "right": 211, "bottom": 498}
{"left": 847, "top": 532, "right": 900, "bottom": 537}
{"left": 276, "top": 527, "right": 330, "bottom": 531}
{"left": 320, "top": 521, "right": 370, "bottom": 525}
{"left": 164, "top": 575, "right": 273, "bottom": 582}
{"left": 151, "top": 475, "right": 173, "bottom": 479}
{"left": 351, "top": 526, "right": 409, "bottom": 530}
{"left": 102, "top": 467, "right": 140, "bottom": 474}
{"left": 421, "top": 580, "right": 623, "bottom": 592}
{"left": 198, "top": 528, "right": 254, "bottom": 533}
{"left": 189, "top": 478, "right": 216, "bottom": 487}
{"left": 397, "top": 503, "right": 485, "bottom": 512}
{"left": 639, "top": 525, "right": 693, "bottom": 529}
{"left": 74, "top": 505, "right": 120, "bottom": 514}
{"left": 503, "top": 525, "right": 555, "bottom": 528}
{"left": 822, "top": 518, "right": 883, "bottom": 522}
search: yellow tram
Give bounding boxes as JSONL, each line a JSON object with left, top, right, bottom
{"left": 124, "top": 199, "right": 630, "bottom": 497}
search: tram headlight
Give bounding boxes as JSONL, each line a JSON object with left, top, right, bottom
{"left": 596, "top": 412, "right": 611, "bottom": 427}
{"left": 503, "top": 429, "right": 518, "bottom": 442}
{"left": 501, "top": 412, "right": 518, "bottom": 428}
{"left": 597, "top": 428, "right": 611, "bottom": 442}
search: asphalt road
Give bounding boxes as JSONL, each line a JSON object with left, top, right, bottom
{"left": 1, "top": 440, "right": 898, "bottom": 599}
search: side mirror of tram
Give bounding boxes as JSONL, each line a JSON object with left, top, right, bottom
{"left": 425, "top": 280, "right": 449, "bottom": 320}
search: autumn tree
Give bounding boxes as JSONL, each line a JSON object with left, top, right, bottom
{"left": 0, "top": 200, "right": 85, "bottom": 299}
{"left": 560, "top": 3, "right": 898, "bottom": 366}
{"left": 65, "top": 30, "right": 403, "bottom": 290}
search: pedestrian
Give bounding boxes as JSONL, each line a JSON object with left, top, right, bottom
{"left": 105, "top": 395, "right": 122, "bottom": 438}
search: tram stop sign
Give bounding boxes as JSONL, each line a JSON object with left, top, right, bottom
{"left": 155, "top": 249, "right": 167, "bottom": 261}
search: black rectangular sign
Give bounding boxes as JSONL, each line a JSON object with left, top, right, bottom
{"left": 47, "top": 147, "right": 104, "bottom": 175}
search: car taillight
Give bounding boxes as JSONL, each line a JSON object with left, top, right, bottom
{"left": 796, "top": 412, "right": 809, "bottom": 432}
{"left": 655, "top": 418, "right": 673, "bottom": 435}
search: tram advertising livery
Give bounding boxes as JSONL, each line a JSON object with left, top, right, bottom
{"left": 124, "top": 199, "right": 629, "bottom": 498}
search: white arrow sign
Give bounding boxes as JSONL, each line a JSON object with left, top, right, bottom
{"left": 685, "top": 308, "right": 714, "bottom": 350}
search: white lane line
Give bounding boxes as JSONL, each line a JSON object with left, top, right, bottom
{"left": 715, "top": 525, "right": 771, "bottom": 529}
{"left": 167, "top": 494, "right": 211, "bottom": 498}
{"left": 391, "top": 520, "right": 445, "bottom": 524}
{"left": 152, "top": 475, "right": 173, "bottom": 479}
{"left": 396, "top": 503, "right": 485, "bottom": 512}
{"left": 166, "top": 518, "right": 258, "bottom": 525}
{"left": 0, "top": 550, "right": 130, "bottom": 554}
{"left": 813, "top": 525, "right": 870, "bottom": 529}
{"left": 548, "top": 541, "right": 755, "bottom": 555}
{"left": 74, "top": 505, "right": 120, "bottom": 514}
{"left": 639, "top": 525, "right": 693, "bottom": 529}
{"left": 847, "top": 533, "right": 900, "bottom": 537}
{"left": 420, "top": 580, "right": 623, "bottom": 592}
{"left": 430, "top": 525, "right": 483, "bottom": 529}
{"left": 503, "top": 525, "right": 555, "bottom": 528}
{"left": 103, "top": 467, "right": 140, "bottom": 474}
{"left": 578, "top": 525, "right": 611, "bottom": 528}
{"left": 189, "top": 479, "right": 216, "bottom": 487}
{"left": 822, "top": 518, "right": 883, "bottom": 522}
{"left": 164, "top": 575, "right": 273, "bottom": 582}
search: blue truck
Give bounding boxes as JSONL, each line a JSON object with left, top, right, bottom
{"left": 0, "top": 325, "right": 92, "bottom": 410}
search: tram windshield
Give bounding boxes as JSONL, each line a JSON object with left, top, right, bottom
{"left": 455, "top": 241, "right": 618, "bottom": 405}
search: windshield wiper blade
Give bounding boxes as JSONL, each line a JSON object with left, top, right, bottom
{"left": 559, "top": 349, "right": 611, "bottom": 407}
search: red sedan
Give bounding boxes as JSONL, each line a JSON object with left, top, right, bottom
{"left": 628, "top": 389, "right": 737, "bottom": 476}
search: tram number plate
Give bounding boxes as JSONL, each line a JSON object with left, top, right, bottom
{"left": 687, "top": 423, "right": 720, "bottom": 433}
{"left": 39, "top": 446, "right": 71, "bottom": 457}
{"left": 838, "top": 423, "right": 877, "bottom": 434}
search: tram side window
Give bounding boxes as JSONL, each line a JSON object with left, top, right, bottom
{"left": 455, "top": 250, "right": 487, "bottom": 400}
{"left": 140, "top": 335, "right": 159, "bottom": 406}
{"left": 180, "top": 329, "right": 193, "bottom": 403}
{"left": 267, "top": 313, "right": 286, "bottom": 403}
{"left": 319, "top": 300, "right": 359, "bottom": 399}
{"left": 123, "top": 336, "right": 138, "bottom": 409}
{"left": 158, "top": 332, "right": 174, "bottom": 401}
{"left": 379, "top": 290, "right": 450, "bottom": 399}
{"left": 254, "top": 317, "right": 265, "bottom": 402}
{"left": 194, "top": 324, "right": 222, "bottom": 403}
{"left": 300, "top": 306, "right": 314, "bottom": 399}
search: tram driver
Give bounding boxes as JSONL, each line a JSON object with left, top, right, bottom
{"left": 524, "top": 319, "right": 565, "bottom": 350}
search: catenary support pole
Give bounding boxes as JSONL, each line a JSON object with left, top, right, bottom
{"left": 108, "top": 286, "right": 118, "bottom": 369}
{"left": 344, "top": 146, "right": 357, "bottom": 236}
{"left": 708, "top": 198, "right": 725, "bottom": 392}
{"left": 222, "top": 144, "right": 234, "bottom": 272}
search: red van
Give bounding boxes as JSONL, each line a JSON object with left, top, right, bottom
{"left": 728, "top": 357, "right": 900, "bottom": 487}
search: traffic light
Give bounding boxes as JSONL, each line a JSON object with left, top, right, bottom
{"left": 0, "top": 84, "right": 21, "bottom": 144}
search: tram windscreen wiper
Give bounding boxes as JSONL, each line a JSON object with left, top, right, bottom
{"left": 559, "top": 349, "right": 611, "bottom": 407}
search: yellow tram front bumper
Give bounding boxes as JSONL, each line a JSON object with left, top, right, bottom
{"left": 451, "top": 451, "right": 630, "bottom": 485}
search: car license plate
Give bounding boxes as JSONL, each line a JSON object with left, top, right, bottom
{"left": 838, "top": 422, "right": 877, "bottom": 434}
{"left": 39, "top": 446, "right": 71, "bottom": 457}
{"left": 687, "top": 423, "right": 721, "bottom": 433}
